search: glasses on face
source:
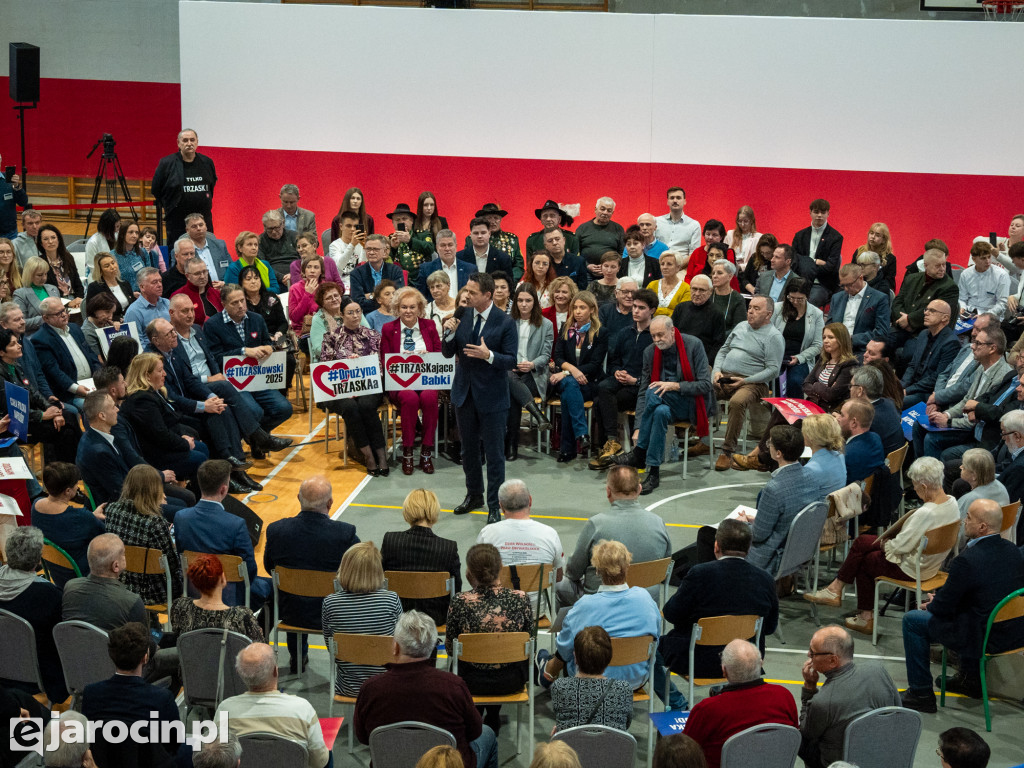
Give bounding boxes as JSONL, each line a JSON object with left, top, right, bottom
{"left": 616, "top": 289, "right": 635, "bottom": 297}
{"left": 45, "top": 309, "right": 69, "bottom": 318}
{"left": 265, "top": 224, "right": 284, "bottom": 233}
{"left": 691, "top": 287, "right": 711, "bottom": 293}
{"left": 923, "top": 308, "right": 949, "bottom": 316}
{"left": 970, "top": 340, "right": 992, "bottom": 347}
{"left": 807, "top": 649, "right": 833, "bottom": 658}
{"left": 1001, "top": 430, "right": 1019, "bottom": 438}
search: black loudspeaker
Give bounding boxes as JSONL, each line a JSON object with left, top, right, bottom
{"left": 9, "top": 43, "right": 40, "bottom": 103}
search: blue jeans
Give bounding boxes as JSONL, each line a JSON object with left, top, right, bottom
{"left": 652, "top": 650, "right": 688, "bottom": 710}
{"left": 555, "top": 377, "right": 593, "bottom": 452}
{"left": 470, "top": 724, "right": 498, "bottom": 768}
{"left": 784, "top": 363, "right": 809, "bottom": 398}
{"left": 636, "top": 388, "right": 695, "bottom": 467}
{"left": 902, "top": 609, "right": 934, "bottom": 692}
{"left": 252, "top": 389, "right": 292, "bottom": 432}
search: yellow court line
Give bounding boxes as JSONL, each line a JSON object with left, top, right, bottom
{"left": 347, "top": 503, "right": 703, "bottom": 528}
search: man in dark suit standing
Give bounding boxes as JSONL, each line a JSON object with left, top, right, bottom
{"left": 457, "top": 218, "right": 513, "bottom": 278}
{"left": 264, "top": 475, "right": 359, "bottom": 673}
{"left": 661, "top": 519, "right": 778, "bottom": 681}
{"left": 792, "top": 199, "right": 843, "bottom": 307}
{"left": 828, "top": 264, "right": 891, "bottom": 353}
{"left": 442, "top": 272, "right": 517, "bottom": 524}
{"left": 900, "top": 499, "right": 1024, "bottom": 712}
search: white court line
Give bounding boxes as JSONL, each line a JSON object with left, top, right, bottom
{"left": 645, "top": 483, "right": 765, "bottom": 511}
{"left": 334, "top": 475, "right": 373, "bottom": 519}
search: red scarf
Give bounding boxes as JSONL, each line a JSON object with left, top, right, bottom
{"left": 652, "top": 327, "right": 710, "bottom": 437}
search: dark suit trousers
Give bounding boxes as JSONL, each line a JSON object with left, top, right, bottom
{"left": 457, "top": 391, "right": 506, "bottom": 511}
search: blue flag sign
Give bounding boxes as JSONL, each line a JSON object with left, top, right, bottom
{"left": 5, "top": 382, "right": 29, "bottom": 441}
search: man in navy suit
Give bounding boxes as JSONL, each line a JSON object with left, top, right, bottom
{"left": 203, "top": 285, "right": 293, "bottom": 433}
{"left": 901, "top": 300, "right": 961, "bottom": 403}
{"left": 82, "top": 622, "right": 188, "bottom": 767}
{"left": 792, "top": 199, "right": 844, "bottom": 307}
{"left": 900, "top": 499, "right": 1024, "bottom": 712}
{"left": 416, "top": 229, "right": 473, "bottom": 300}
{"left": 849, "top": 365, "right": 905, "bottom": 454}
{"left": 996, "top": 410, "right": 1024, "bottom": 542}
{"left": 441, "top": 272, "right": 517, "bottom": 523}
{"left": 264, "top": 475, "right": 359, "bottom": 673}
{"left": 174, "top": 459, "right": 272, "bottom": 608}
{"left": 350, "top": 234, "right": 406, "bottom": 314}
{"left": 31, "top": 297, "right": 102, "bottom": 412}
{"left": 457, "top": 218, "right": 513, "bottom": 280}
{"left": 836, "top": 399, "right": 884, "bottom": 484}
{"left": 828, "top": 264, "right": 890, "bottom": 352}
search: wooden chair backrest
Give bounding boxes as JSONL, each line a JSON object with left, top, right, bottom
{"left": 456, "top": 632, "right": 531, "bottom": 665}
{"left": 608, "top": 635, "right": 655, "bottom": 667}
{"left": 384, "top": 570, "right": 451, "bottom": 599}
{"left": 498, "top": 563, "right": 553, "bottom": 594}
{"left": 922, "top": 520, "right": 961, "bottom": 556}
{"left": 274, "top": 566, "right": 337, "bottom": 598}
{"left": 694, "top": 615, "right": 760, "bottom": 646}
{"left": 183, "top": 551, "right": 245, "bottom": 582}
{"left": 1000, "top": 503, "right": 1021, "bottom": 534}
{"left": 886, "top": 443, "right": 909, "bottom": 475}
{"left": 626, "top": 558, "right": 672, "bottom": 590}
{"left": 332, "top": 633, "right": 395, "bottom": 666}
{"left": 122, "top": 545, "right": 167, "bottom": 575}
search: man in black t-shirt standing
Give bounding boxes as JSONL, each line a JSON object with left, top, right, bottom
{"left": 151, "top": 128, "right": 218, "bottom": 245}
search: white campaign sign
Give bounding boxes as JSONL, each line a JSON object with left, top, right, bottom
{"left": 222, "top": 351, "right": 287, "bottom": 391}
{"left": 383, "top": 352, "right": 454, "bottom": 392}
{"left": 311, "top": 356, "right": 383, "bottom": 403}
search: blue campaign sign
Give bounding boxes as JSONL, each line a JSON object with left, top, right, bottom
{"left": 955, "top": 315, "right": 977, "bottom": 335}
{"left": 900, "top": 401, "right": 928, "bottom": 442}
{"left": 5, "top": 382, "right": 29, "bottom": 441}
{"left": 649, "top": 710, "right": 690, "bottom": 737}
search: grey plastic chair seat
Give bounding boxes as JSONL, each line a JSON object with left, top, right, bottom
{"left": 53, "top": 620, "right": 114, "bottom": 710}
{"left": 238, "top": 731, "right": 309, "bottom": 768}
{"left": 178, "top": 628, "right": 252, "bottom": 717}
{"left": 553, "top": 724, "right": 637, "bottom": 768}
{"left": 720, "top": 723, "right": 801, "bottom": 768}
{"left": 842, "top": 706, "right": 922, "bottom": 768}
{"left": 369, "top": 721, "right": 456, "bottom": 768}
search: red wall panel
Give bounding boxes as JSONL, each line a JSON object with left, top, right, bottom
{"left": 0, "top": 77, "right": 181, "bottom": 179}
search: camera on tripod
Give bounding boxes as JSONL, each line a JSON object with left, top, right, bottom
{"left": 87, "top": 133, "right": 117, "bottom": 160}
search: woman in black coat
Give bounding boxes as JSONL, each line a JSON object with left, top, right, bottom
{"left": 238, "top": 265, "right": 295, "bottom": 389}
{"left": 85, "top": 251, "right": 135, "bottom": 321}
{"left": 0, "top": 328, "right": 80, "bottom": 462}
{"left": 550, "top": 290, "right": 608, "bottom": 462}
{"left": 119, "top": 352, "right": 209, "bottom": 484}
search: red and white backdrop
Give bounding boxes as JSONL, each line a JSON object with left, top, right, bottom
{"left": 5, "top": 3, "right": 1023, "bottom": 279}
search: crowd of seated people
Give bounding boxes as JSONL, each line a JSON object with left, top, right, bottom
{"left": 4, "top": 177, "right": 1024, "bottom": 767}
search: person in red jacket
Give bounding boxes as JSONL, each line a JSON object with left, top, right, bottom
{"left": 683, "top": 639, "right": 798, "bottom": 768}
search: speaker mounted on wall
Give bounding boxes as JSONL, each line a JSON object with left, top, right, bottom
{"left": 9, "top": 43, "right": 40, "bottom": 103}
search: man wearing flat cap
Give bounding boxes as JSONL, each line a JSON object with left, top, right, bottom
{"left": 463, "top": 203, "right": 523, "bottom": 280}
{"left": 526, "top": 199, "right": 579, "bottom": 264}
{"left": 388, "top": 203, "right": 434, "bottom": 286}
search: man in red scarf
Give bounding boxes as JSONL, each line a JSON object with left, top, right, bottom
{"left": 614, "top": 316, "right": 713, "bottom": 494}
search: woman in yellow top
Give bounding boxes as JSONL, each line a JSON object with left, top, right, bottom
{"left": 646, "top": 250, "right": 690, "bottom": 317}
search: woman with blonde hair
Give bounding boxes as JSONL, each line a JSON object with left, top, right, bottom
{"left": 801, "top": 412, "right": 848, "bottom": 498}
{"left": 529, "top": 741, "right": 582, "bottom": 768}
{"left": 550, "top": 290, "right": 606, "bottom": 462}
{"left": 416, "top": 745, "right": 464, "bottom": 768}
{"left": 104, "top": 464, "right": 183, "bottom": 605}
{"left": 648, "top": 250, "right": 691, "bottom": 317}
{"left": 0, "top": 237, "right": 22, "bottom": 302}
{"left": 321, "top": 542, "right": 402, "bottom": 696}
{"left": 119, "top": 352, "right": 210, "bottom": 484}
{"left": 13, "top": 255, "right": 59, "bottom": 334}
{"left": 540, "top": 275, "right": 578, "bottom": 335}
{"left": 380, "top": 286, "right": 442, "bottom": 475}
{"left": 85, "top": 251, "right": 133, "bottom": 320}
{"left": 850, "top": 222, "right": 897, "bottom": 294}
{"left": 725, "top": 205, "right": 761, "bottom": 270}
{"left": 380, "top": 489, "right": 462, "bottom": 626}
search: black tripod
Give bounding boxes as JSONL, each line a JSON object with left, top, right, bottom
{"left": 84, "top": 133, "right": 136, "bottom": 236}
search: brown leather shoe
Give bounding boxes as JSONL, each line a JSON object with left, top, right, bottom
{"left": 419, "top": 450, "right": 434, "bottom": 474}
{"left": 686, "top": 442, "right": 710, "bottom": 457}
{"left": 402, "top": 448, "right": 415, "bottom": 476}
{"left": 714, "top": 454, "right": 732, "bottom": 471}
{"left": 731, "top": 453, "right": 767, "bottom": 472}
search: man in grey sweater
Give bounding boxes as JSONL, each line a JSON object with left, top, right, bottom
{"left": 712, "top": 295, "right": 784, "bottom": 470}
{"left": 799, "top": 625, "right": 900, "bottom": 768}
{"left": 556, "top": 465, "right": 672, "bottom": 609}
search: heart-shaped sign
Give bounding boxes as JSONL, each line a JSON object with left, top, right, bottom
{"left": 313, "top": 361, "right": 350, "bottom": 398}
{"left": 225, "top": 356, "right": 260, "bottom": 390}
{"left": 386, "top": 354, "right": 424, "bottom": 388}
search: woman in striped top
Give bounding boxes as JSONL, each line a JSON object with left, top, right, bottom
{"left": 321, "top": 542, "right": 403, "bottom": 697}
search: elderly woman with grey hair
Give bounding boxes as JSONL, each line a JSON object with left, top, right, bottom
{"left": 956, "top": 448, "right": 1009, "bottom": 544}
{"left": 0, "top": 526, "right": 68, "bottom": 703}
{"left": 42, "top": 710, "right": 98, "bottom": 768}
{"left": 806, "top": 456, "right": 960, "bottom": 635}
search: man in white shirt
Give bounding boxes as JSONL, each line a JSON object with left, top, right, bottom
{"left": 417, "top": 229, "right": 471, "bottom": 300}
{"left": 959, "top": 241, "right": 1009, "bottom": 319}
{"left": 328, "top": 209, "right": 365, "bottom": 278}
{"left": 655, "top": 186, "right": 701, "bottom": 265}
{"left": 477, "top": 479, "right": 564, "bottom": 614}
{"left": 182, "top": 212, "right": 230, "bottom": 285}
{"left": 277, "top": 183, "right": 316, "bottom": 235}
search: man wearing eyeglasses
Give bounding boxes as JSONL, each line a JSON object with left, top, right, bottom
{"left": 31, "top": 297, "right": 102, "bottom": 412}
{"left": 257, "top": 209, "right": 298, "bottom": 288}
{"left": 914, "top": 327, "right": 1014, "bottom": 460}
{"left": 996, "top": 410, "right": 1024, "bottom": 542}
{"left": 901, "top": 300, "right": 960, "bottom": 403}
{"left": 672, "top": 274, "right": 725, "bottom": 366}
{"left": 598, "top": 277, "right": 639, "bottom": 340}
{"left": 799, "top": 625, "right": 900, "bottom": 768}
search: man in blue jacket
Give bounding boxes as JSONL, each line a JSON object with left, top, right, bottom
{"left": 901, "top": 300, "right": 960, "bottom": 403}
{"left": 828, "top": 264, "right": 890, "bottom": 353}
{"left": 31, "top": 297, "right": 102, "bottom": 412}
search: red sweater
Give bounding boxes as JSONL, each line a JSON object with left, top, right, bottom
{"left": 683, "top": 680, "right": 798, "bottom": 768}
{"left": 354, "top": 660, "right": 483, "bottom": 768}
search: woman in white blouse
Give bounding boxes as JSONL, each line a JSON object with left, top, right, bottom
{"left": 425, "top": 271, "right": 456, "bottom": 337}
{"left": 505, "top": 283, "right": 553, "bottom": 460}
{"left": 646, "top": 251, "right": 690, "bottom": 317}
{"left": 725, "top": 205, "right": 761, "bottom": 271}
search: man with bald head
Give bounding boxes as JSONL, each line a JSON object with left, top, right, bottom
{"left": 217, "top": 643, "right": 330, "bottom": 768}
{"left": 62, "top": 534, "right": 146, "bottom": 628}
{"left": 902, "top": 299, "right": 961, "bottom": 402}
{"left": 31, "top": 296, "right": 102, "bottom": 409}
{"left": 799, "top": 625, "right": 900, "bottom": 768}
{"left": 890, "top": 247, "right": 960, "bottom": 357}
{"left": 901, "top": 498, "right": 1024, "bottom": 712}
{"left": 264, "top": 475, "right": 359, "bottom": 674}
{"left": 683, "top": 639, "right": 797, "bottom": 768}
{"left": 634, "top": 213, "right": 668, "bottom": 259}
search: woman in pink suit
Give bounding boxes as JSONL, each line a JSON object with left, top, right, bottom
{"left": 380, "top": 286, "right": 442, "bottom": 476}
